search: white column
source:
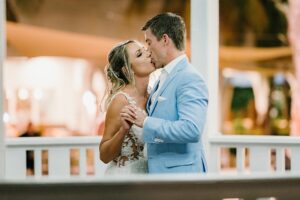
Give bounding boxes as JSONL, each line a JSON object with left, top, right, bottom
{"left": 0, "top": 0, "right": 6, "bottom": 179}
{"left": 191, "top": 0, "right": 219, "bottom": 172}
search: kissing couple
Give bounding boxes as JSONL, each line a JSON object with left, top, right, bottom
{"left": 99, "top": 12, "right": 208, "bottom": 175}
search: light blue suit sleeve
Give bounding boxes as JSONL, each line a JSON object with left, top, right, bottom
{"left": 143, "top": 73, "right": 208, "bottom": 143}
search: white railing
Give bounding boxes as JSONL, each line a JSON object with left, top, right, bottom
{"left": 209, "top": 135, "right": 300, "bottom": 173}
{"left": 5, "top": 135, "right": 300, "bottom": 179}
{"left": 5, "top": 136, "right": 107, "bottom": 179}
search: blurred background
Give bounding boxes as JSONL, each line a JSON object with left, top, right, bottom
{"left": 3, "top": 0, "right": 297, "bottom": 139}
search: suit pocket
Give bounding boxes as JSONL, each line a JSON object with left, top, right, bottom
{"left": 157, "top": 96, "right": 167, "bottom": 102}
{"left": 164, "top": 154, "right": 195, "bottom": 168}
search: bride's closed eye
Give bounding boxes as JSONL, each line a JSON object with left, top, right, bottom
{"left": 136, "top": 49, "right": 143, "bottom": 58}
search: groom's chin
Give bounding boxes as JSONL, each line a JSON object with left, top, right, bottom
{"left": 154, "top": 64, "right": 163, "bottom": 69}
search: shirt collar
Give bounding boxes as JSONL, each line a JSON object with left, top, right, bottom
{"left": 163, "top": 54, "right": 187, "bottom": 75}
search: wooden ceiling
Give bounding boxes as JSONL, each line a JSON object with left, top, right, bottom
{"left": 6, "top": 0, "right": 292, "bottom": 73}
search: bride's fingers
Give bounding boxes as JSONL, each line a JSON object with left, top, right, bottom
{"left": 120, "top": 112, "right": 136, "bottom": 120}
{"left": 121, "top": 108, "right": 136, "bottom": 118}
{"left": 120, "top": 111, "right": 136, "bottom": 119}
{"left": 124, "top": 104, "right": 137, "bottom": 112}
{"left": 125, "top": 106, "right": 137, "bottom": 115}
{"left": 121, "top": 115, "right": 135, "bottom": 123}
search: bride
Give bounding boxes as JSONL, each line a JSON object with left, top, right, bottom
{"left": 99, "top": 40, "right": 155, "bottom": 174}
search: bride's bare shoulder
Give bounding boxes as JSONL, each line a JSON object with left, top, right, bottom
{"left": 106, "top": 93, "right": 129, "bottom": 119}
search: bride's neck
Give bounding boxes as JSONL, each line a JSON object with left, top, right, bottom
{"left": 132, "top": 77, "right": 149, "bottom": 98}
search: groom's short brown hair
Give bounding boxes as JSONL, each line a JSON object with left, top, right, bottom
{"left": 142, "top": 12, "right": 186, "bottom": 51}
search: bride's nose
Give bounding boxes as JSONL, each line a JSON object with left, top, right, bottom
{"left": 146, "top": 50, "right": 151, "bottom": 58}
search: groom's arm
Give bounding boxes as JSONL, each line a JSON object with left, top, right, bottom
{"left": 143, "top": 73, "right": 208, "bottom": 144}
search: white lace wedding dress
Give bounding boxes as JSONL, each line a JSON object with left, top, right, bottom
{"left": 105, "top": 92, "right": 148, "bottom": 175}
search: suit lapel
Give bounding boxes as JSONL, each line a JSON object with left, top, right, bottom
{"left": 148, "top": 58, "right": 188, "bottom": 116}
{"left": 146, "top": 79, "right": 160, "bottom": 113}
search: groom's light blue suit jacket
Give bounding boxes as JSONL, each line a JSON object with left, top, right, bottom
{"left": 144, "top": 57, "right": 208, "bottom": 174}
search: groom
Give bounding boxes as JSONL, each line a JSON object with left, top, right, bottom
{"left": 124, "top": 13, "right": 208, "bottom": 173}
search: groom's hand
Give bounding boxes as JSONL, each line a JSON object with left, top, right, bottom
{"left": 133, "top": 107, "right": 147, "bottom": 128}
{"left": 120, "top": 105, "right": 147, "bottom": 128}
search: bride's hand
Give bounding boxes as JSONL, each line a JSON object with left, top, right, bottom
{"left": 120, "top": 105, "right": 136, "bottom": 131}
{"left": 120, "top": 104, "right": 147, "bottom": 128}
{"left": 120, "top": 115, "right": 132, "bottom": 132}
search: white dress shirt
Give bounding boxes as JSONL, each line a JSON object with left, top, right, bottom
{"left": 143, "top": 54, "right": 187, "bottom": 142}
{"left": 150, "top": 54, "right": 186, "bottom": 109}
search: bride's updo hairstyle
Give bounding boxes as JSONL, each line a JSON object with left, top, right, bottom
{"left": 104, "top": 40, "right": 135, "bottom": 108}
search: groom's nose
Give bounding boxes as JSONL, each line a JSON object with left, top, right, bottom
{"left": 145, "top": 46, "right": 150, "bottom": 53}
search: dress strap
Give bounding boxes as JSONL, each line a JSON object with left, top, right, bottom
{"left": 111, "top": 91, "right": 136, "bottom": 105}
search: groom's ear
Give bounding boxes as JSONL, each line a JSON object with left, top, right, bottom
{"left": 162, "top": 34, "right": 170, "bottom": 46}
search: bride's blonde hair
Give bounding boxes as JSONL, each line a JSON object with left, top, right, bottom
{"left": 103, "top": 40, "right": 136, "bottom": 109}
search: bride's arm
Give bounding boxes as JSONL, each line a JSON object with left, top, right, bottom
{"left": 99, "top": 95, "right": 131, "bottom": 164}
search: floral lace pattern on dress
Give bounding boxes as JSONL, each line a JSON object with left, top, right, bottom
{"left": 113, "top": 129, "right": 144, "bottom": 167}
{"left": 110, "top": 92, "right": 146, "bottom": 168}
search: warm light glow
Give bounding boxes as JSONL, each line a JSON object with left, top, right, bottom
{"left": 5, "top": 89, "right": 14, "bottom": 100}
{"left": 272, "top": 90, "right": 284, "bottom": 101}
{"left": 33, "top": 89, "right": 43, "bottom": 100}
{"left": 82, "top": 91, "right": 96, "bottom": 114}
{"left": 3, "top": 113, "right": 10, "bottom": 123}
{"left": 18, "top": 88, "right": 29, "bottom": 100}
{"left": 278, "top": 119, "right": 289, "bottom": 129}
{"left": 270, "top": 108, "right": 279, "bottom": 118}
{"left": 243, "top": 118, "right": 253, "bottom": 129}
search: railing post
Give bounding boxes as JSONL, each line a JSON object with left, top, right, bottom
{"left": 275, "top": 147, "right": 285, "bottom": 172}
{"left": 249, "top": 147, "right": 271, "bottom": 172}
{"left": 0, "top": 0, "right": 6, "bottom": 180}
{"left": 191, "top": 0, "right": 219, "bottom": 172}
{"left": 236, "top": 147, "right": 245, "bottom": 172}
{"left": 209, "top": 145, "right": 220, "bottom": 172}
{"left": 48, "top": 148, "right": 71, "bottom": 178}
{"left": 291, "top": 147, "right": 300, "bottom": 172}
{"left": 5, "top": 148, "right": 26, "bottom": 179}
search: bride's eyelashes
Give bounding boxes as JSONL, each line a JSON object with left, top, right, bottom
{"left": 136, "top": 49, "right": 142, "bottom": 58}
